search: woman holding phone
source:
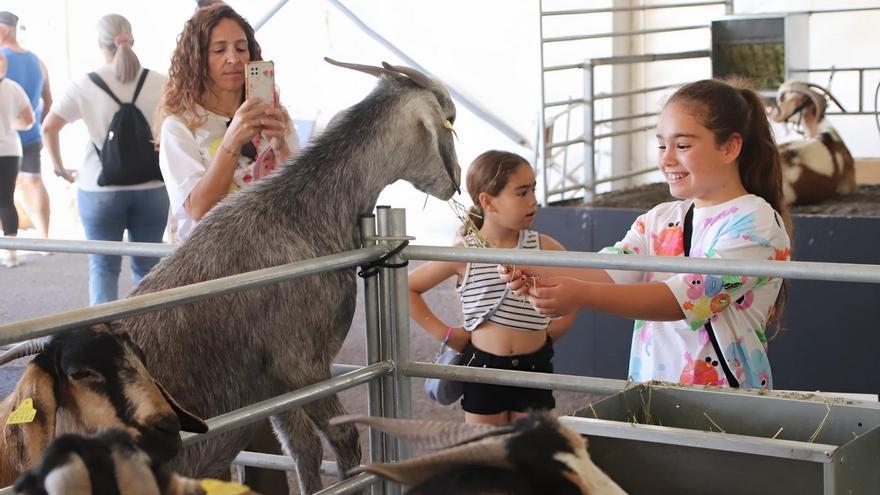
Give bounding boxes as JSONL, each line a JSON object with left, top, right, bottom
{"left": 156, "top": 3, "right": 298, "bottom": 241}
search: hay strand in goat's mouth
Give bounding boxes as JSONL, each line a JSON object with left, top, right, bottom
{"left": 449, "top": 198, "right": 490, "bottom": 248}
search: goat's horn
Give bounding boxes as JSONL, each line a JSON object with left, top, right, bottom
{"left": 0, "top": 337, "right": 51, "bottom": 366}
{"left": 804, "top": 82, "right": 847, "bottom": 113}
{"left": 774, "top": 87, "right": 825, "bottom": 123}
{"left": 380, "top": 62, "right": 434, "bottom": 90}
{"left": 330, "top": 415, "right": 512, "bottom": 451}
{"left": 323, "top": 57, "right": 391, "bottom": 79}
{"left": 350, "top": 433, "right": 515, "bottom": 486}
{"left": 792, "top": 87, "right": 829, "bottom": 121}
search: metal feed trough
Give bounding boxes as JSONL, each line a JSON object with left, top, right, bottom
{"left": 561, "top": 383, "right": 880, "bottom": 494}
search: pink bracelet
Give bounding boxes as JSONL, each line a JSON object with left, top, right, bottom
{"left": 442, "top": 326, "right": 453, "bottom": 346}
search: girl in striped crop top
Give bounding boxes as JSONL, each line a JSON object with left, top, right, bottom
{"left": 408, "top": 150, "right": 576, "bottom": 425}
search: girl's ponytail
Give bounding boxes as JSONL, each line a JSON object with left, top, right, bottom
{"left": 736, "top": 86, "right": 792, "bottom": 238}
{"left": 668, "top": 79, "right": 792, "bottom": 329}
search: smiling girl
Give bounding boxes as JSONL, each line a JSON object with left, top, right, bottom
{"left": 503, "top": 79, "right": 792, "bottom": 389}
{"left": 409, "top": 150, "right": 575, "bottom": 424}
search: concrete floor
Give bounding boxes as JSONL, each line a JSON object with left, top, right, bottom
{"left": 0, "top": 251, "right": 600, "bottom": 493}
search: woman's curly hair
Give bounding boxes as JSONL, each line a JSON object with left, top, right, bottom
{"left": 154, "top": 4, "right": 261, "bottom": 140}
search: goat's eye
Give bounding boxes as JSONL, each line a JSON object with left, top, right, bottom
{"left": 68, "top": 369, "right": 104, "bottom": 383}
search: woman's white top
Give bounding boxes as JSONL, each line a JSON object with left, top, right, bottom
{"left": 158, "top": 105, "right": 299, "bottom": 241}
{"left": 50, "top": 63, "right": 166, "bottom": 192}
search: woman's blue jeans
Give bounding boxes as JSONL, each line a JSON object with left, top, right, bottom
{"left": 77, "top": 187, "right": 169, "bottom": 305}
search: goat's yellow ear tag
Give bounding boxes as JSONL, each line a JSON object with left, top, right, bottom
{"left": 7, "top": 398, "right": 37, "bottom": 425}
{"left": 200, "top": 479, "right": 250, "bottom": 495}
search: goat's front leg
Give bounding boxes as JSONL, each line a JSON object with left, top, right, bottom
{"left": 303, "top": 395, "right": 362, "bottom": 480}
{"left": 269, "top": 408, "right": 324, "bottom": 494}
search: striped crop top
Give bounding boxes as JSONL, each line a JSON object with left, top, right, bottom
{"left": 457, "top": 229, "right": 551, "bottom": 332}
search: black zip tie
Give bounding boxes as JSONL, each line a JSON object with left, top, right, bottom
{"left": 358, "top": 240, "right": 409, "bottom": 278}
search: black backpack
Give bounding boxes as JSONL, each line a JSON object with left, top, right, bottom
{"left": 88, "top": 69, "right": 162, "bottom": 186}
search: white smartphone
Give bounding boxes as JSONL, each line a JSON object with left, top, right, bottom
{"left": 246, "top": 60, "right": 275, "bottom": 106}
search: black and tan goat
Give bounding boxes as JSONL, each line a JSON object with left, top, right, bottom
{"left": 0, "top": 325, "right": 207, "bottom": 486}
{"left": 769, "top": 80, "right": 856, "bottom": 205}
{"left": 115, "top": 59, "right": 461, "bottom": 494}
{"left": 331, "top": 414, "right": 627, "bottom": 495}
{"left": 13, "top": 429, "right": 257, "bottom": 495}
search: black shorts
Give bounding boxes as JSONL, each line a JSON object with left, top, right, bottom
{"left": 460, "top": 337, "right": 555, "bottom": 415}
{"left": 19, "top": 141, "right": 42, "bottom": 175}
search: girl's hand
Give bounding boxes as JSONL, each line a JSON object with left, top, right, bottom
{"left": 499, "top": 264, "right": 532, "bottom": 296}
{"left": 527, "top": 276, "right": 585, "bottom": 318}
{"left": 224, "top": 97, "right": 269, "bottom": 150}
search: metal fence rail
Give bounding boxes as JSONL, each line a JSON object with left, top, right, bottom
{"left": 404, "top": 245, "right": 880, "bottom": 285}
{"left": 0, "top": 244, "right": 388, "bottom": 346}
{"left": 2, "top": 208, "right": 880, "bottom": 494}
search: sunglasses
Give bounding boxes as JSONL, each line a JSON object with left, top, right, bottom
{"left": 225, "top": 119, "right": 258, "bottom": 160}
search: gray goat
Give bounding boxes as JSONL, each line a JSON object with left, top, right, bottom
{"left": 332, "top": 414, "right": 627, "bottom": 495}
{"left": 116, "top": 59, "right": 461, "bottom": 493}
{"left": 0, "top": 325, "right": 207, "bottom": 487}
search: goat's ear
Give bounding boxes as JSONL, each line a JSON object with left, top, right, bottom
{"left": 414, "top": 106, "right": 461, "bottom": 195}
{"left": 3, "top": 363, "right": 58, "bottom": 472}
{"left": 153, "top": 381, "right": 208, "bottom": 434}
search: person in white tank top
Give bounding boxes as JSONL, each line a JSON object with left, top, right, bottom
{"left": 409, "top": 150, "right": 576, "bottom": 425}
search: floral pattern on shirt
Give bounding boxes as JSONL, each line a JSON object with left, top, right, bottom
{"left": 600, "top": 195, "right": 790, "bottom": 389}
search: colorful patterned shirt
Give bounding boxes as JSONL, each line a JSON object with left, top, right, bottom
{"left": 600, "top": 194, "right": 791, "bottom": 389}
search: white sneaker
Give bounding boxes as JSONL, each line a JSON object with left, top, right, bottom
{"left": 2, "top": 250, "right": 19, "bottom": 268}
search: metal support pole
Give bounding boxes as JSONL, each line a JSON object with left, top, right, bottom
{"left": 539, "top": 0, "right": 549, "bottom": 206}
{"left": 387, "top": 208, "right": 413, "bottom": 464}
{"left": 611, "top": 0, "right": 634, "bottom": 191}
{"left": 584, "top": 62, "right": 596, "bottom": 202}
{"left": 358, "top": 214, "right": 384, "bottom": 495}
{"left": 253, "top": 0, "right": 291, "bottom": 31}
{"left": 374, "top": 206, "right": 399, "bottom": 494}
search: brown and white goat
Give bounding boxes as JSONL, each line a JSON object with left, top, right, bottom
{"left": 0, "top": 325, "right": 207, "bottom": 486}
{"left": 769, "top": 80, "right": 856, "bottom": 205}
{"left": 331, "top": 414, "right": 627, "bottom": 495}
{"left": 13, "top": 429, "right": 258, "bottom": 495}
